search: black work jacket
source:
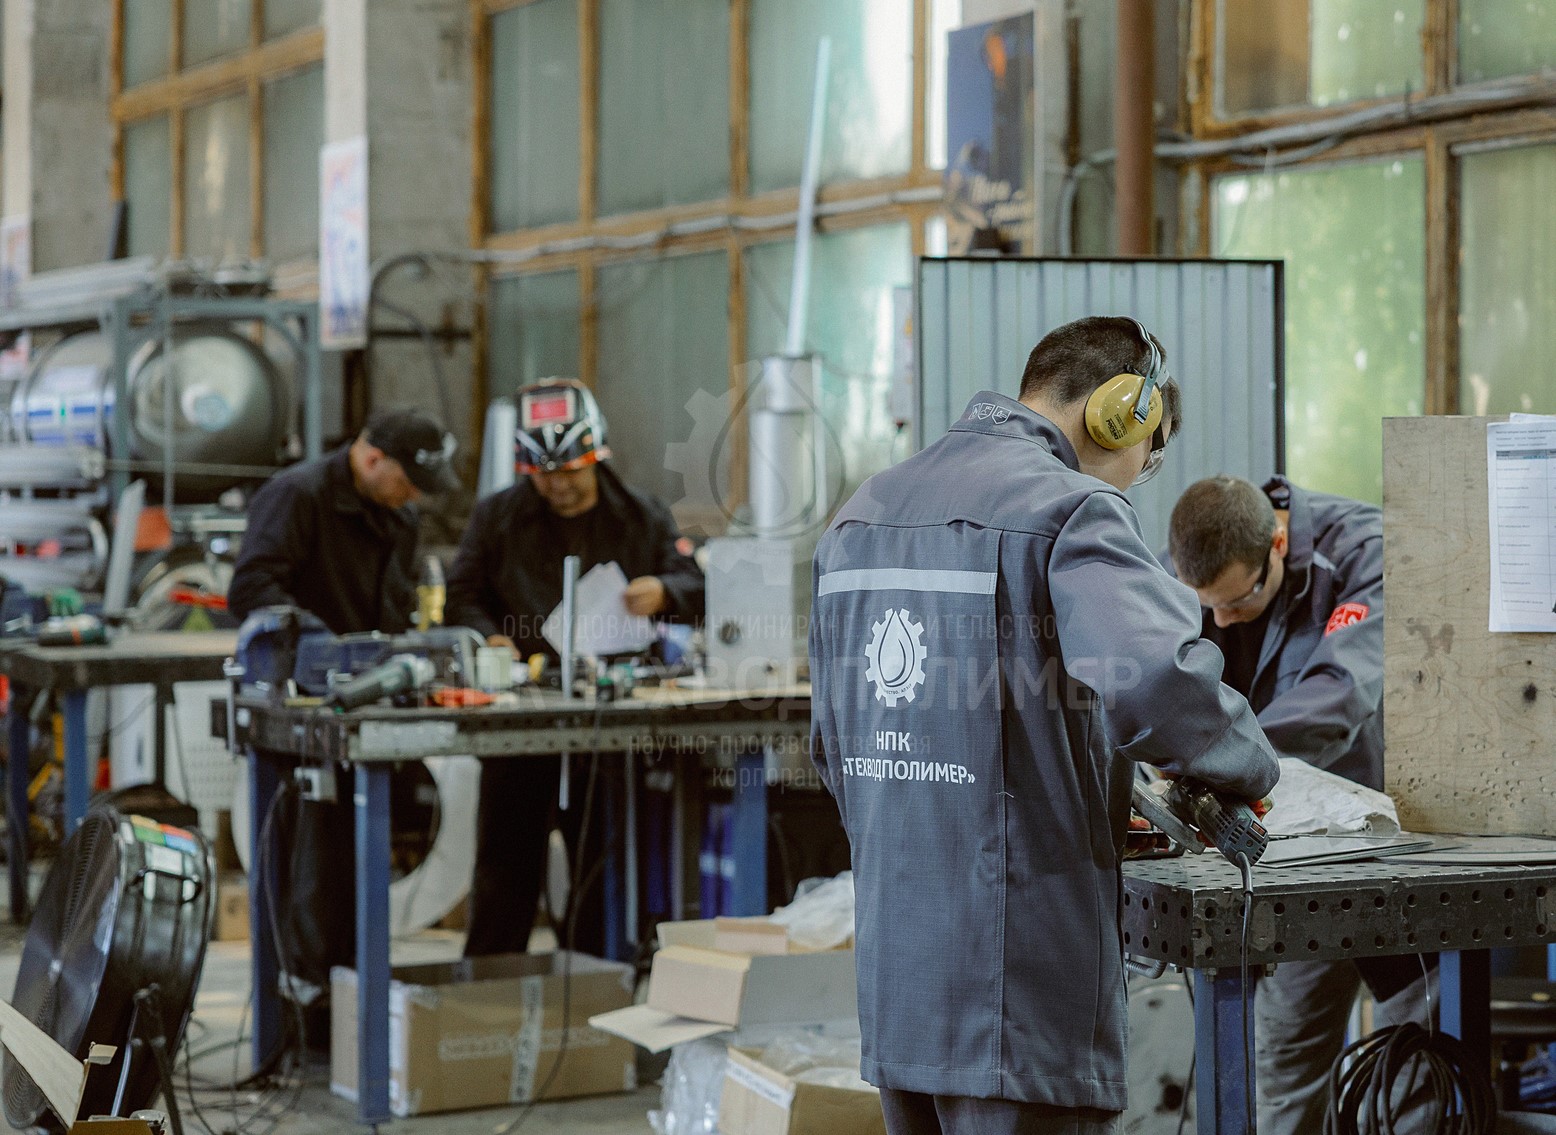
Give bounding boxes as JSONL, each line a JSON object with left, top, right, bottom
{"left": 228, "top": 445, "right": 420, "bottom": 635}
{"left": 446, "top": 464, "right": 704, "bottom": 659}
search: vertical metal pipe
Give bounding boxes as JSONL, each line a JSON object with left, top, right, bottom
{"left": 559, "top": 553, "right": 581, "bottom": 701}
{"left": 785, "top": 37, "right": 831, "bottom": 359}
{"left": 1114, "top": 0, "right": 1155, "bottom": 256}
{"left": 162, "top": 307, "right": 176, "bottom": 515}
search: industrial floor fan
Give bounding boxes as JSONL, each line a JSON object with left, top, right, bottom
{"left": 4, "top": 806, "right": 215, "bottom": 1132}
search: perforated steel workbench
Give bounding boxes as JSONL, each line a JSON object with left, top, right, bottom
{"left": 1123, "top": 854, "right": 1556, "bottom": 1135}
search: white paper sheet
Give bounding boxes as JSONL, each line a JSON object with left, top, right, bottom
{"left": 1487, "top": 419, "right": 1556, "bottom": 632}
{"left": 541, "top": 561, "right": 658, "bottom": 657}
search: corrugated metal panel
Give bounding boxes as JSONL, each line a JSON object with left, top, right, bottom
{"left": 916, "top": 256, "right": 1284, "bottom": 551}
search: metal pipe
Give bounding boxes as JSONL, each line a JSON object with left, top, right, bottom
{"left": 559, "top": 554, "right": 581, "bottom": 701}
{"left": 1114, "top": 0, "right": 1155, "bottom": 256}
{"left": 785, "top": 37, "right": 831, "bottom": 358}
{"left": 161, "top": 307, "right": 176, "bottom": 514}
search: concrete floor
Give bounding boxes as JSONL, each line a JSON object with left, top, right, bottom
{"left": 0, "top": 890, "right": 661, "bottom": 1135}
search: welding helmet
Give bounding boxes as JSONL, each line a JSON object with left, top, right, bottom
{"left": 514, "top": 379, "right": 610, "bottom": 474}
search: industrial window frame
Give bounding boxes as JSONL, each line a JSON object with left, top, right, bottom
{"left": 469, "top": 0, "right": 945, "bottom": 437}
{"left": 109, "top": 0, "right": 325, "bottom": 264}
{"left": 1188, "top": 0, "right": 1556, "bottom": 415}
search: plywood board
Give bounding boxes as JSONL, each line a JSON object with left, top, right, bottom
{"left": 1382, "top": 415, "right": 1556, "bottom": 834}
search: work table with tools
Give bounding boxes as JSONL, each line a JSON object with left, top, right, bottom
{"left": 217, "top": 684, "right": 811, "bottom": 1128}
{"left": 218, "top": 688, "right": 1556, "bottom": 1133}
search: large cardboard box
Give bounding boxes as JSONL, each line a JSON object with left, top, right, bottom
{"left": 719, "top": 1048, "right": 885, "bottom": 1135}
{"left": 591, "top": 920, "right": 857, "bottom": 1052}
{"left": 330, "top": 952, "right": 636, "bottom": 1117}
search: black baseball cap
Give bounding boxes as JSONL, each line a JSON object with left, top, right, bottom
{"left": 364, "top": 408, "right": 461, "bottom": 495}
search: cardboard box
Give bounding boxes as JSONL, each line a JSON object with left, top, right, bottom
{"left": 719, "top": 1048, "right": 885, "bottom": 1135}
{"left": 330, "top": 952, "right": 636, "bottom": 1117}
{"left": 591, "top": 920, "right": 857, "bottom": 1053}
{"left": 214, "top": 874, "right": 249, "bottom": 942}
{"left": 713, "top": 918, "right": 791, "bottom": 955}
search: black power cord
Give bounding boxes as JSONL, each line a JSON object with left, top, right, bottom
{"left": 1236, "top": 852, "right": 1256, "bottom": 1135}
{"left": 1323, "top": 1022, "right": 1496, "bottom": 1135}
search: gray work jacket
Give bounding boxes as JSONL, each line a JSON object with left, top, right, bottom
{"left": 808, "top": 391, "right": 1279, "bottom": 1109}
{"left": 1168, "top": 478, "right": 1385, "bottom": 789}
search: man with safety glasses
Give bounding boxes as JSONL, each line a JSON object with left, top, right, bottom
{"left": 447, "top": 378, "right": 704, "bottom": 958}
{"left": 1166, "top": 475, "right": 1430, "bottom": 1135}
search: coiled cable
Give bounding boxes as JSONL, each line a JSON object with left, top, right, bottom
{"left": 1323, "top": 1021, "right": 1497, "bottom": 1135}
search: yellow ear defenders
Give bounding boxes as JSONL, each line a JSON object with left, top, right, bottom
{"left": 1084, "top": 318, "right": 1164, "bottom": 450}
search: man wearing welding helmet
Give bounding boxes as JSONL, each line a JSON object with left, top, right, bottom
{"left": 447, "top": 378, "right": 704, "bottom": 956}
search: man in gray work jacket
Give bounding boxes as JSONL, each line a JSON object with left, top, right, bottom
{"left": 809, "top": 316, "right": 1281, "bottom": 1135}
{"left": 1167, "top": 475, "right": 1430, "bottom": 1135}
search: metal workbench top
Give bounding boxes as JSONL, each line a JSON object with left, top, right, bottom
{"left": 0, "top": 630, "right": 238, "bottom": 689}
{"left": 217, "top": 682, "right": 813, "bottom": 761}
{"left": 1123, "top": 852, "right": 1556, "bottom": 970}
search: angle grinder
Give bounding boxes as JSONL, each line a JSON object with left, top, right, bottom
{"left": 1131, "top": 776, "right": 1269, "bottom": 866}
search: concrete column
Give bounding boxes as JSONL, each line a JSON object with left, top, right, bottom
{"left": 2, "top": 0, "right": 114, "bottom": 272}
{"left": 323, "top": 0, "right": 478, "bottom": 465}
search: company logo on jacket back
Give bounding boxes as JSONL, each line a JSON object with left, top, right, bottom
{"left": 850, "top": 607, "right": 977, "bottom": 787}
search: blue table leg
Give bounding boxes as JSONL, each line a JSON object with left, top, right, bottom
{"left": 1439, "top": 950, "right": 1491, "bottom": 1059}
{"left": 355, "top": 764, "right": 392, "bottom": 1127}
{"left": 729, "top": 751, "right": 767, "bottom": 917}
{"left": 248, "top": 752, "right": 282, "bottom": 1070}
{"left": 7, "top": 686, "right": 30, "bottom": 923}
{"left": 62, "top": 689, "right": 89, "bottom": 834}
{"left": 603, "top": 767, "right": 623, "bottom": 961}
{"left": 1194, "top": 968, "right": 1256, "bottom": 1135}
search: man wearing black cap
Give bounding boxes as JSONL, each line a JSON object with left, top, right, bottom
{"left": 229, "top": 407, "right": 459, "bottom": 1043}
{"left": 229, "top": 407, "right": 460, "bottom": 631}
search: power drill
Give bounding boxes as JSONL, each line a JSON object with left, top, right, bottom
{"left": 1131, "top": 776, "right": 1269, "bottom": 866}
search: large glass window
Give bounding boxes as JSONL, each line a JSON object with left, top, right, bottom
{"left": 183, "top": 94, "right": 252, "bottom": 261}
{"left": 262, "top": 66, "right": 324, "bottom": 262}
{"left": 1460, "top": 143, "right": 1556, "bottom": 415}
{"left": 1213, "top": 157, "right": 1425, "bottom": 502}
{"left": 748, "top": 0, "right": 912, "bottom": 192}
{"left": 488, "top": 271, "right": 582, "bottom": 393}
{"left": 489, "top": 0, "right": 580, "bottom": 231}
{"left": 744, "top": 223, "right": 913, "bottom": 499}
{"left": 598, "top": 0, "right": 729, "bottom": 216}
{"left": 123, "top": 116, "right": 173, "bottom": 258}
{"left": 115, "top": 0, "right": 322, "bottom": 262}
{"left": 595, "top": 252, "right": 731, "bottom": 523}
{"left": 1216, "top": 0, "right": 1424, "bottom": 116}
{"left": 1459, "top": 0, "right": 1556, "bottom": 84}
